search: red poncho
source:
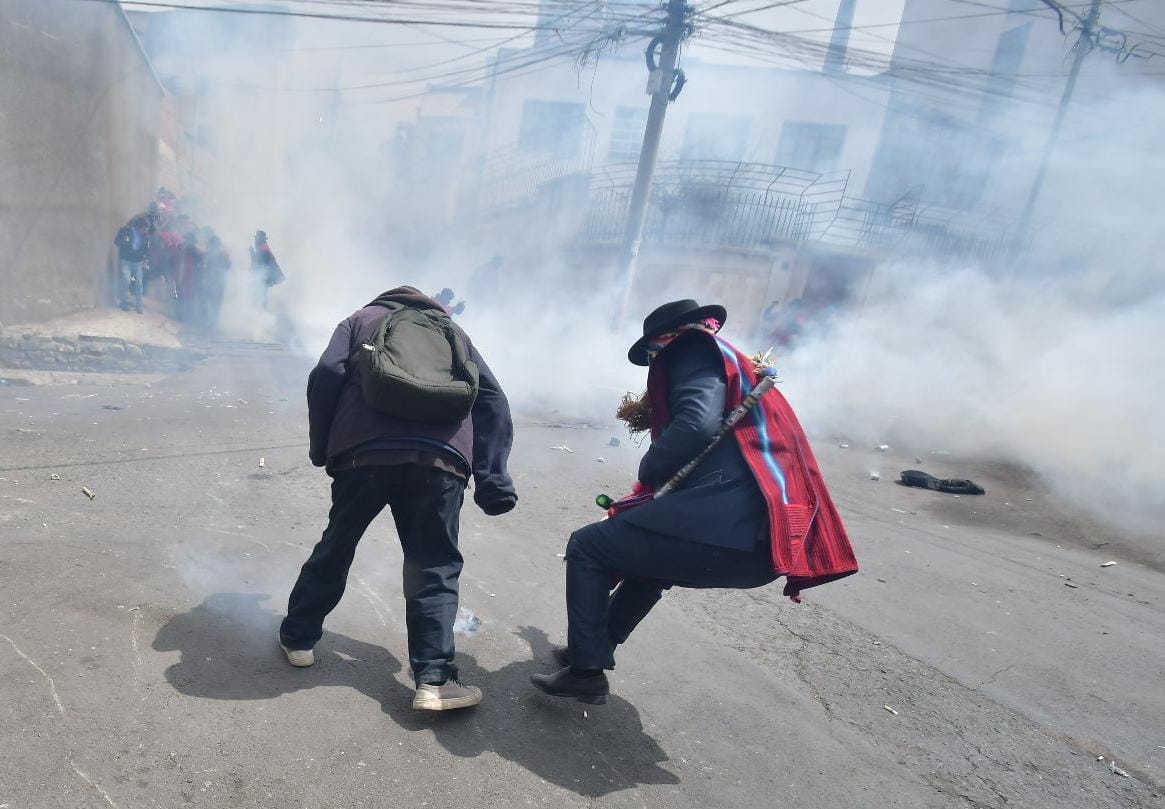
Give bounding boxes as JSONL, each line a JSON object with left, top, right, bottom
{"left": 648, "top": 331, "right": 858, "bottom": 600}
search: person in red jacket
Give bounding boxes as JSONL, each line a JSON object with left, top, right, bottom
{"left": 530, "top": 300, "right": 858, "bottom": 705}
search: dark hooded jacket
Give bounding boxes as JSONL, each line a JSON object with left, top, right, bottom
{"left": 306, "top": 286, "right": 516, "bottom": 515}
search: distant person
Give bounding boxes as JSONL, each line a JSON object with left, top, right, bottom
{"left": 113, "top": 216, "right": 149, "bottom": 314}
{"left": 144, "top": 201, "right": 162, "bottom": 233}
{"left": 279, "top": 286, "right": 517, "bottom": 711}
{"left": 434, "top": 287, "right": 466, "bottom": 316}
{"left": 176, "top": 226, "right": 204, "bottom": 323}
{"left": 152, "top": 220, "right": 183, "bottom": 316}
{"left": 155, "top": 187, "right": 177, "bottom": 218}
{"left": 249, "top": 230, "right": 285, "bottom": 309}
{"left": 201, "top": 230, "right": 231, "bottom": 330}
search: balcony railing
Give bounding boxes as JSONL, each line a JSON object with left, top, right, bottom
{"left": 459, "top": 150, "right": 1098, "bottom": 265}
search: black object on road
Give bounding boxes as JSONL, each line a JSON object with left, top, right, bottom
{"left": 899, "top": 470, "right": 986, "bottom": 495}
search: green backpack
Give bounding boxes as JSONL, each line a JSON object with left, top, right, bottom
{"left": 355, "top": 304, "right": 480, "bottom": 423}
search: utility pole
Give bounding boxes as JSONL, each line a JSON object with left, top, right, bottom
{"left": 615, "top": 0, "right": 690, "bottom": 327}
{"left": 1011, "top": 0, "right": 1101, "bottom": 258}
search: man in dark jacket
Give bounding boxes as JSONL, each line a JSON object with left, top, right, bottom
{"left": 113, "top": 216, "right": 150, "bottom": 313}
{"left": 250, "top": 230, "right": 284, "bottom": 309}
{"left": 531, "top": 299, "right": 857, "bottom": 704}
{"left": 279, "top": 286, "right": 517, "bottom": 711}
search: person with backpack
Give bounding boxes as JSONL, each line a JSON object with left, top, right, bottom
{"left": 279, "top": 286, "right": 517, "bottom": 711}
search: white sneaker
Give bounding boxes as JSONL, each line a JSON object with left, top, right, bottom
{"left": 412, "top": 680, "right": 483, "bottom": 711}
{"left": 278, "top": 635, "right": 315, "bottom": 667}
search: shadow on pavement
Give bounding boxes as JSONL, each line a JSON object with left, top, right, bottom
{"left": 154, "top": 594, "right": 678, "bottom": 798}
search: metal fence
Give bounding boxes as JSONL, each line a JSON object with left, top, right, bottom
{"left": 576, "top": 159, "right": 851, "bottom": 251}
{"left": 462, "top": 151, "right": 1098, "bottom": 265}
{"left": 578, "top": 186, "right": 817, "bottom": 250}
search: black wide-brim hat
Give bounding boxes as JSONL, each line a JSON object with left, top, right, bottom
{"left": 628, "top": 299, "right": 727, "bottom": 366}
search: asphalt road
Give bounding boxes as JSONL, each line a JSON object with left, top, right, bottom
{"left": 0, "top": 348, "right": 1161, "bottom": 808}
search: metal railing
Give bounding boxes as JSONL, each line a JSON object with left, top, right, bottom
{"left": 460, "top": 149, "right": 1098, "bottom": 264}
{"left": 576, "top": 159, "right": 851, "bottom": 251}
{"left": 578, "top": 185, "right": 817, "bottom": 250}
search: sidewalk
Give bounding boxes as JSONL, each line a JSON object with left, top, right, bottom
{"left": 0, "top": 306, "right": 199, "bottom": 376}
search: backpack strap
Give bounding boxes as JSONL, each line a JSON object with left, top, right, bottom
{"left": 439, "top": 316, "right": 475, "bottom": 385}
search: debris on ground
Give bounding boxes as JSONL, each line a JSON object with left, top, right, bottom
{"left": 101, "top": 405, "right": 123, "bottom": 411}
{"left": 258, "top": 457, "right": 265, "bottom": 468}
{"left": 876, "top": 444, "right": 890, "bottom": 452}
{"left": 1109, "top": 760, "right": 1131, "bottom": 778}
{"left": 49, "top": 474, "right": 60, "bottom": 481}
{"left": 81, "top": 487, "right": 96, "bottom": 500}
{"left": 883, "top": 705, "right": 898, "bottom": 715}
{"left": 898, "top": 470, "right": 985, "bottom": 495}
{"left": 1064, "top": 582, "right": 1079, "bottom": 589}
{"left": 1101, "top": 561, "right": 1118, "bottom": 568}
{"left": 869, "top": 473, "right": 880, "bottom": 481}
{"left": 838, "top": 443, "right": 849, "bottom": 449}
{"left": 453, "top": 607, "right": 481, "bottom": 636}
{"left": 550, "top": 445, "right": 574, "bottom": 453}
{"left": 595, "top": 457, "right": 606, "bottom": 463}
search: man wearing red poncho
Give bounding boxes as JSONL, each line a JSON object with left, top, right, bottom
{"left": 531, "top": 300, "right": 858, "bottom": 704}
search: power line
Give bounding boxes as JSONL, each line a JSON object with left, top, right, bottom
{"left": 188, "top": 2, "right": 658, "bottom": 94}
{"left": 68, "top": 0, "right": 644, "bottom": 30}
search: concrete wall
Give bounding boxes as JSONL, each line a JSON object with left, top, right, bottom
{"left": 0, "top": 0, "right": 164, "bottom": 325}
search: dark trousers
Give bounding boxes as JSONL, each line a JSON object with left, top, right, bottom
{"left": 280, "top": 464, "right": 466, "bottom": 685}
{"left": 565, "top": 516, "right": 776, "bottom": 671}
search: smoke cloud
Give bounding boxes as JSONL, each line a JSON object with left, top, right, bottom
{"left": 780, "top": 263, "right": 1165, "bottom": 533}
{"left": 133, "top": 4, "right": 1162, "bottom": 535}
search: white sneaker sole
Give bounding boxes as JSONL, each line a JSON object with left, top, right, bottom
{"left": 278, "top": 637, "right": 315, "bottom": 667}
{"left": 412, "top": 691, "right": 483, "bottom": 711}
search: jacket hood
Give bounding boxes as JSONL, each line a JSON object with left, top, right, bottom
{"left": 368, "top": 286, "right": 446, "bottom": 312}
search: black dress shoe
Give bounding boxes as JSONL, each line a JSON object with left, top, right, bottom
{"left": 530, "top": 666, "right": 609, "bottom": 704}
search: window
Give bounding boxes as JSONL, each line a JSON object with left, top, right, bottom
{"left": 980, "top": 24, "right": 1031, "bottom": 121}
{"left": 681, "top": 115, "right": 752, "bottom": 161}
{"left": 608, "top": 106, "right": 648, "bottom": 161}
{"left": 775, "top": 122, "right": 847, "bottom": 173}
{"left": 518, "top": 100, "right": 586, "bottom": 158}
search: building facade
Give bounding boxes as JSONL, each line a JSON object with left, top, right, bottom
{"left": 0, "top": 0, "right": 166, "bottom": 324}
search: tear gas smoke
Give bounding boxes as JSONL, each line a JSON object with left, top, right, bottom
{"left": 781, "top": 264, "right": 1165, "bottom": 534}
{"left": 139, "top": 5, "right": 1162, "bottom": 538}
